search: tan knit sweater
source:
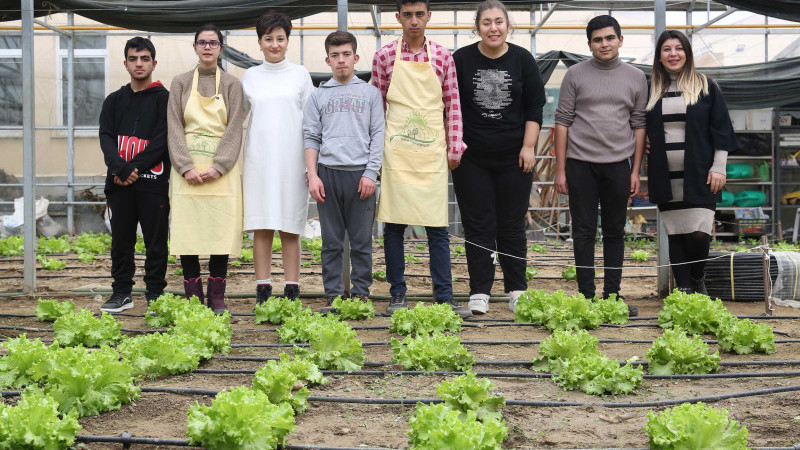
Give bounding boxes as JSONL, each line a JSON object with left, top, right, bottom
{"left": 167, "top": 65, "right": 244, "bottom": 176}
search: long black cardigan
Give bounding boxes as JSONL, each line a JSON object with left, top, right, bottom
{"left": 645, "top": 80, "right": 739, "bottom": 205}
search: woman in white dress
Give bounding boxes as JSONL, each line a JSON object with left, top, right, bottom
{"left": 242, "top": 11, "right": 313, "bottom": 304}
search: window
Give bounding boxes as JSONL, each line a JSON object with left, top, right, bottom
{"left": 58, "top": 35, "right": 107, "bottom": 127}
{"left": 0, "top": 36, "right": 22, "bottom": 126}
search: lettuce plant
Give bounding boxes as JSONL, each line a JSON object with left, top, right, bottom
{"left": 644, "top": 402, "right": 748, "bottom": 450}
{"left": 646, "top": 328, "right": 720, "bottom": 375}
{"left": 391, "top": 332, "right": 475, "bottom": 372}
{"left": 186, "top": 386, "right": 295, "bottom": 450}
{"left": 389, "top": 302, "right": 462, "bottom": 335}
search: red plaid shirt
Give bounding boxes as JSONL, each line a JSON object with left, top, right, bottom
{"left": 371, "top": 38, "right": 466, "bottom": 161}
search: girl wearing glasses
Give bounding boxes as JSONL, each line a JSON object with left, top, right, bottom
{"left": 167, "top": 23, "right": 245, "bottom": 314}
{"left": 241, "top": 11, "right": 313, "bottom": 305}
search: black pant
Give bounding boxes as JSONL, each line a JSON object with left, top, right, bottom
{"left": 180, "top": 255, "right": 229, "bottom": 279}
{"left": 452, "top": 155, "right": 533, "bottom": 295}
{"left": 566, "top": 158, "right": 630, "bottom": 298}
{"left": 107, "top": 189, "right": 170, "bottom": 294}
{"left": 668, "top": 231, "right": 710, "bottom": 288}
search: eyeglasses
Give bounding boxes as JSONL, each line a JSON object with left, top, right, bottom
{"left": 195, "top": 40, "right": 221, "bottom": 49}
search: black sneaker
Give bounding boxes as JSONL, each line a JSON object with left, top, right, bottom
{"left": 256, "top": 284, "right": 272, "bottom": 305}
{"left": 101, "top": 293, "right": 133, "bottom": 313}
{"left": 321, "top": 296, "right": 339, "bottom": 314}
{"left": 604, "top": 292, "right": 638, "bottom": 317}
{"left": 386, "top": 293, "right": 408, "bottom": 314}
{"left": 439, "top": 298, "right": 472, "bottom": 318}
{"left": 145, "top": 291, "right": 162, "bottom": 306}
{"left": 284, "top": 284, "right": 300, "bottom": 300}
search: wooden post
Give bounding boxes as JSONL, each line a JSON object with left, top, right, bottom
{"left": 762, "top": 235, "right": 772, "bottom": 316}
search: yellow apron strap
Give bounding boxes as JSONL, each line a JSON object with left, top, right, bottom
{"left": 729, "top": 252, "right": 735, "bottom": 301}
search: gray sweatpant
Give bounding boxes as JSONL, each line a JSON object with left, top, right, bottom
{"left": 317, "top": 164, "right": 375, "bottom": 297}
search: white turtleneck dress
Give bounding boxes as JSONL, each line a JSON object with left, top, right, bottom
{"left": 241, "top": 59, "right": 313, "bottom": 234}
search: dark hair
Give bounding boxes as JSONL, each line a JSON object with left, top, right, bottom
{"left": 396, "top": 0, "right": 429, "bottom": 12}
{"left": 324, "top": 31, "right": 357, "bottom": 54}
{"left": 647, "top": 29, "right": 708, "bottom": 110}
{"left": 194, "top": 23, "right": 224, "bottom": 46}
{"left": 124, "top": 37, "right": 156, "bottom": 60}
{"left": 586, "top": 15, "right": 621, "bottom": 40}
{"left": 256, "top": 11, "right": 292, "bottom": 39}
{"left": 473, "top": 0, "right": 511, "bottom": 35}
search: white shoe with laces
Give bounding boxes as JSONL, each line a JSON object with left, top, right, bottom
{"left": 468, "top": 294, "right": 490, "bottom": 314}
{"left": 508, "top": 290, "right": 525, "bottom": 313}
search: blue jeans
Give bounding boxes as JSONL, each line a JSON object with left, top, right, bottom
{"left": 383, "top": 223, "right": 453, "bottom": 301}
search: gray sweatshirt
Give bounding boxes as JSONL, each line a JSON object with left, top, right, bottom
{"left": 554, "top": 56, "right": 647, "bottom": 163}
{"left": 303, "top": 76, "right": 385, "bottom": 181}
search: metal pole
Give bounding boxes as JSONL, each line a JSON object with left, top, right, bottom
{"left": 337, "top": 0, "right": 349, "bottom": 293}
{"left": 655, "top": 0, "right": 667, "bottom": 37}
{"left": 22, "top": 0, "right": 36, "bottom": 294}
{"left": 337, "top": 0, "right": 348, "bottom": 31}
{"left": 299, "top": 18, "right": 304, "bottom": 65}
{"left": 370, "top": 5, "right": 381, "bottom": 49}
{"left": 530, "top": 6, "right": 536, "bottom": 54}
{"left": 762, "top": 236, "right": 772, "bottom": 316}
{"left": 657, "top": 212, "right": 670, "bottom": 296}
{"left": 655, "top": 0, "right": 668, "bottom": 297}
{"left": 67, "top": 12, "right": 75, "bottom": 235}
{"left": 453, "top": 11, "right": 457, "bottom": 50}
{"left": 342, "top": 234, "right": 351, "bottom": 298}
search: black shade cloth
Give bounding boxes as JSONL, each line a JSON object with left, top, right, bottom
{"left": 4, "top": 1, "right": 799, "bottom": 108}
{"left": 0, "top": 0, "right": 559, "bottom": 30}
{"left": 226, "top": 47, "right": 800, "bottom": 109}
{"left": 714, "top": 0, "right": 800, "bottom": 23}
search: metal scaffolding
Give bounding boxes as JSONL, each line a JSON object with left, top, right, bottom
{"left": 10, "top": 1, "right": 798, "bottom": 294}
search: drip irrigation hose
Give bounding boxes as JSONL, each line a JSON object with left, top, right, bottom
{"left": 62, "top": 384, "right": 800, "bottom": 409}
{"left": 210, "top": 355, "right": 800, "bottom": 368}
{"left": 187, "top": 366, "right": 800, "bottom": 380}
{"left": 74, "top": 434, "right": 397, "bottom": 450}
{"left": 1, "top": 323, "right": 793, "bottom": 339}
{"left": 226, "top": 338, "right": 800, "bottom": 348}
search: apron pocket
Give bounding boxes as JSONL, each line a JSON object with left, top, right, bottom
{"left": 387, "top": 148, "right": 441, "bottom": 186}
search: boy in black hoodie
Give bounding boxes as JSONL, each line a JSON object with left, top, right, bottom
{"left": 99, "top": 37, "right": 170, "bottom": 312}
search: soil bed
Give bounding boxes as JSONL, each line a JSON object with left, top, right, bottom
{"left": 2, "top": 241, "right": 799, "bottom": 449}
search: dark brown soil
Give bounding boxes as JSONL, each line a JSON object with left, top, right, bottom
{"left": 2, "top": 241, "right": 800, "bottom": 449}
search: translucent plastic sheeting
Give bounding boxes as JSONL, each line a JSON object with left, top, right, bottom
{"left": 770, "top": 250, "right": 800, "bottom": 308}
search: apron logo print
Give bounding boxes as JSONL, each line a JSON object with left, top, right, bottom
{"left": 187, "top": 132, "right": 218, "bottom": 157}
{"left": 389, "top": 110, "right": 440, "bottom": 147}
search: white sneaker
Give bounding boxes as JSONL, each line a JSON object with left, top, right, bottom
{"left": 468, "top": 294, "right": 490, "bottom": 314}
{"left": 508, "top": 290, "right": 525, "bottom": 313}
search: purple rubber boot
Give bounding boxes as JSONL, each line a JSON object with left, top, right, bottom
{"left": 207, "top": 276, "right": 228, "bottom": 315}
{"left": 184, "top": 277, "right": 204, "bottom": 304}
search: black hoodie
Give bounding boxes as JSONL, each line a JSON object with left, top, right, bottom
{"left": 99, "top": 81, "right": 170, "bottom": 195}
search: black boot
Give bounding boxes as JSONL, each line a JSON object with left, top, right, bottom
{"left": 256, "top": 284, "right": 272, "bottom": 305}
{"left": 691, "top": 277, "right": 708, "bottom": 296}
{"left": 284, "top": 284, "right": 299, "bottom": 300}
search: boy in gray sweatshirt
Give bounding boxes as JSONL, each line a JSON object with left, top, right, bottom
{"left": 304, "top": 31, "right": 385, "bottom": 309}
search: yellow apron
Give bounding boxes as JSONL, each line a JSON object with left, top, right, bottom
{"left": 376, "top": 38, "right": 449, "bottom": 227}
{"left": 169, "top": 68, "right": 242, "bottom": 257}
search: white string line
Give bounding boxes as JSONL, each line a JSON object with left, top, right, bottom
{"left": 448, "top": 234, "right": 765, "bottom": 271}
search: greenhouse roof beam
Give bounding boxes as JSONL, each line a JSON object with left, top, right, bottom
{"left": 689, "top": 7, "right": 738, "bottom": 35}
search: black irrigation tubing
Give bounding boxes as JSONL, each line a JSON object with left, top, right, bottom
{"left": 74, "top": 434, "right": 396, "bottom": 450}
{"left": 227, "top": 339, "right": 800, "bottom": 349}
{"left": 210, "top": 355, "right": 800, "bottom": 369}
{"left": 106, "top": 384, "right": 800, "bottom": 409}
{"left": 187, "top": 366, "right": 800, "bottom": 380}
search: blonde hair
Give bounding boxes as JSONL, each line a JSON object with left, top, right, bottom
{"left": 646, "top": 30, "right": 709, "bottom": 111}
